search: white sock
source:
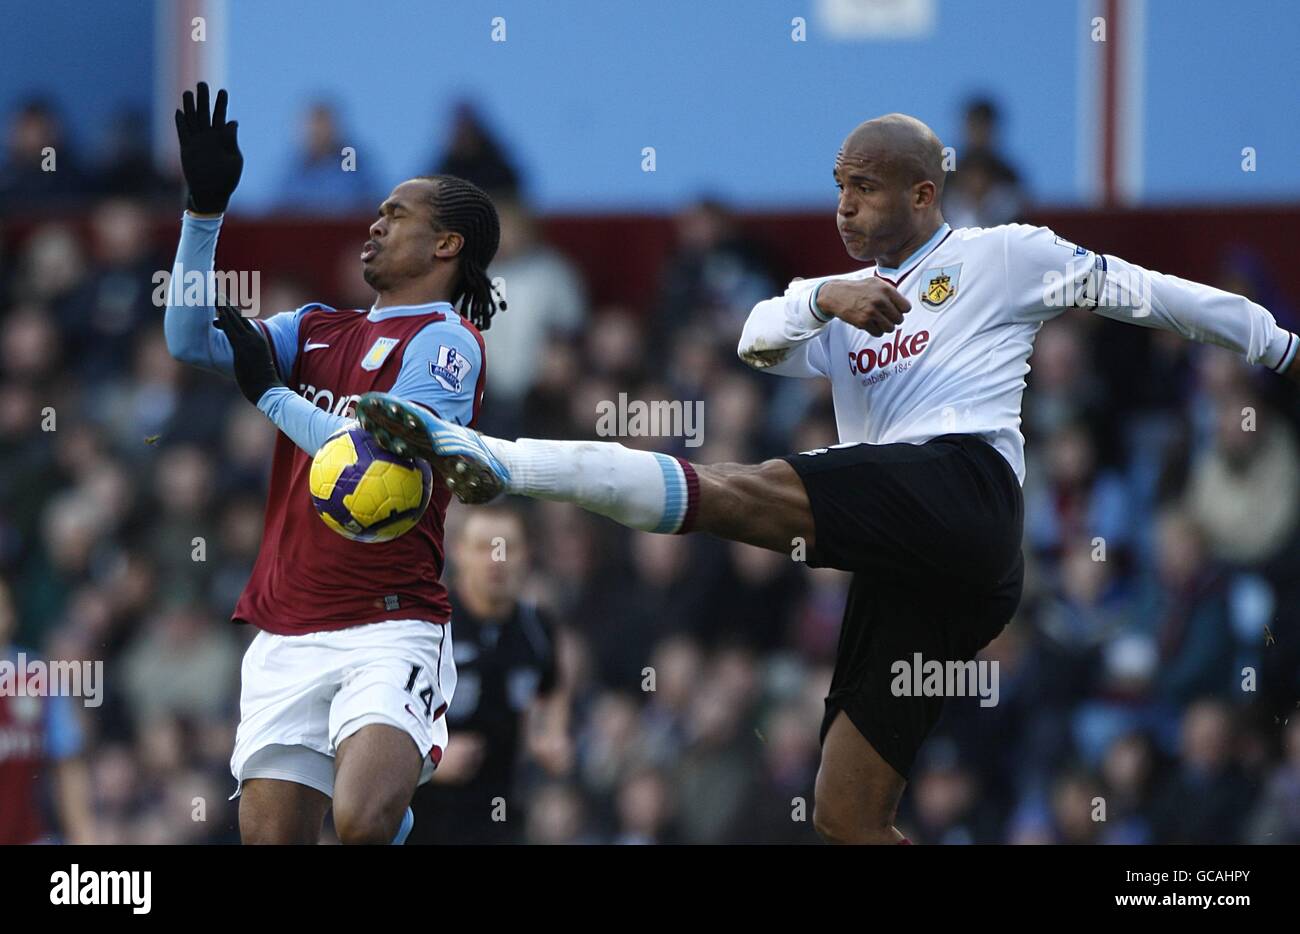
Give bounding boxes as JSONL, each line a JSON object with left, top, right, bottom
{"left": 481, "top": 437, "right": 696, "bottom": 534}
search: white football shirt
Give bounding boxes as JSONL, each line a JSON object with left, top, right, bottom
{"left": 739, "top": 222, "right": 1298, "bottom": 483}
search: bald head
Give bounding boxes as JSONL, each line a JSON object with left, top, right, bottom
{"left": 832, "top": 113, "right": 947, "bottom": 264}
{"left": 840, "top": 113, "right": 946, "bottom": 194}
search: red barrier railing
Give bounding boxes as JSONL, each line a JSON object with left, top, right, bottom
{"left": 5, "top": 204, "right": 1299, "bottom": 313}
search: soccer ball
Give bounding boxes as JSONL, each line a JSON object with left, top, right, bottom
{"left": 309, "top": 425, "right": 433, "bottom": 543}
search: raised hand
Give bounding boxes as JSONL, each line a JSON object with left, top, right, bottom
{"left": 175, "top": 82, "right": 244, "bottom": 214}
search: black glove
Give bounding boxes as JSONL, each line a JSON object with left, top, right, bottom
{"left": 175, "top": 82, "right": 243, "bottom": 214}
{"left": 213, "top": 303, "right": 283, "bottom": 405}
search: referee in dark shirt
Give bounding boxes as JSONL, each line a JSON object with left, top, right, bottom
{"left": 408, "top": 505, "right": 571, "bottom": 844}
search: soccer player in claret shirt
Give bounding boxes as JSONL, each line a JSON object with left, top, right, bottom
{"left": 165, "top": 83, "right": 504, "bottom": 844}
{"left": 358, "top": 113, "right": 1300, "bottom": 845}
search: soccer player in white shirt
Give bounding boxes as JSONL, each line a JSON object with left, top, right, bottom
{"left": 355, "top": 114, "right": 1299, "bottom": 844}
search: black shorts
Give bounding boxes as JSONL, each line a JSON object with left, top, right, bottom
{"left": 783, "top": 434, "right": 1024, "bottom": 779}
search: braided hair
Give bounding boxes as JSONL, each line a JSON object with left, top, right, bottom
{"left": 418, "top": 174, "right": 506, "bottom": 330}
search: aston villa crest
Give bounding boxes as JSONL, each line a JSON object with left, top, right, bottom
{"left": 360, "top": 337, "right": 400, "bottom": 371}
{"left": 921, "top": 264, "right": 962, "bottom": 309}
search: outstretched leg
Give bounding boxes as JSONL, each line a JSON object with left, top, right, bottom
{"left": 356, "top": 392, "right": 816, "bottom": 555}
{"left": 692, "top": 459, "right": 815, "bottom": 553}
{"left": 356, "top": 396, "right": 1026, "bottom": 850}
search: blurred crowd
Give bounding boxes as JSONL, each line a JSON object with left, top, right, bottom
{"left": 2, "top": 94, "right": 1300, "bottom": 845}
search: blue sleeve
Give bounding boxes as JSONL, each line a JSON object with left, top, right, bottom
{"left": 163, "top": 212, "right": 306, "bottom": 378}
{"left": 257, "top": 386, "right": 351, "bottom": 457}
{"left": 44, "top": 693, "right": 83, "bottom": 760}
{"left": 390, "top": 319, "right": 482, "bottom": 426}
{"left": 163, "top": 213, "right": 233, "bottom": 374}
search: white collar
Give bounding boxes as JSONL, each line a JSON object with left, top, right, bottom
{"left": 874, "top": 223, "right": 952, "bottom": 280}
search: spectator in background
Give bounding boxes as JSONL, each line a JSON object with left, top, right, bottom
{"left": 1024, "top": 420, "right": 1133, "bottom": 573}
{"left": 520, "top": 334, "right": 585, "bottom": 439}
{"left": 1022, "top": 319, "right": 1112, "bottom": 455}
{"left": 2, "top": 303, "right": 63, "bottom": 397}
{"left": 64, "top": 198, "right": 164, "bottom": 387}
{"left": 1184, "top": 388, "right": 1300, "bottom": 725}
{"left": 0, "top": 98, "right": 90, "bottom": 211}
{"left": 9, "top": 222, "right": 87, "bottom": 312}
{"left": 118, "top": 605, "right": 241, "bottom": 727}
{"left": 943, "top": 97, "right": 1026, "bottom": 228}
{"left": 529, "top": 501, "right": 620, "bottom": 638}
{"left": 524, "top": 781, "right": 592, "bottom": 844}
{"left": 1185, "top": 394, "right": 1300, "bottom": 567}
{"left": 613, "top": 767, "right": 679, "bottom": 844}
{"left": 637, "top": 635, "right": 701, "bottom": 768}
{"left": 479, "top": 194, "right": 588, "bottom": 433}
{"left": 1149, "top": 700, "right": 1257, "bottom": 843}
{"left": 409, "top": 505, "right": 571, "bottom": 845}
{"left": 722, "top": 702, "right": 820, "bottom": 844}
{"left": 1072, "top": 509, "right": 1237, "bottom": 763}
{"left": 275, "top": 101, "right": 378, "bottom": 215}
{"left": 792, "top": 567, "right": 852, "bottom": 663}
{"left": 590, "top": 532, "right": 704, "bottom": 689}
{"left": 92, "top": 329, "right": 184, "bottom": 452}
{"left": 576, "top": 690, "right": 645, "bottom": 809}
{"left": 94, "top": 109, "right": 176, "bottom": 202}
{"left": 144, "top": 445, "right": 218, "bottom": 606}
{"left": 655, "top": 198, "right": 776, "bottom": 346}
{"left": 1247, "top": 717, "right": 1300, "bottom": 843}
{"left": 1096, "top": 731, "right": 1159, "bottom": 844}
{"left": 1049, "top": 770, "right": 1106, "bottom": 844}
{"left": 673, "top": 648, "right": 762, "bottom": 844}
{"left": 1017, "top": 542, "right": 1131, "bottom": 795}
{"left": 433, "top": 101, "right": 519, "bottom": 196}
{"left": 905, "top": 738, "right": 1000, "bottom": 844}
{"left": 701, "top": 541, "right": 806, "bottom": 652}
{"left": 0, "top": 577, "right": 95, "bottom": 843}
{"left": 1142, "top": 510, "right": 1237, "bottom": 707}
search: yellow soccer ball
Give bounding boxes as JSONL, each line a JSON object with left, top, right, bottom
{"left": 309, "top": 425, "right": 433, "bottom": 543}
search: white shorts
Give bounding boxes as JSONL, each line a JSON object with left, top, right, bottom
{"left": 230, "top": 618, "right": 455, "bottom": 799}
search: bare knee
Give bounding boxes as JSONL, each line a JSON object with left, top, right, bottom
{"left": 241, "top": 815, "right": 313, "bottom": 845}
{"left": 332, "top": 725, "right": 422, "bottom": 844}
{"left": 812, "top": 796, "right": 862, "bottom": 844}
{"left": 333, "top": 790, "right": 407, "bottom": 845}
{"left": 813, "top": 800, "right": 899, "bottom": 845}
{"left": 812, "top": 803, "right": 852, "bottom": 844}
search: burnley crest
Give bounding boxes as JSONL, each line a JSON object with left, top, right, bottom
{"left": 921, "top": 264, "right": 962, "bottom": 309}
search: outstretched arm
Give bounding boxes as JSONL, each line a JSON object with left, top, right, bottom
{"left": 165, "top": 212, "right": 307, "bottom": 377}
{"left": 163, "top": 212, "right": 237, "bottom": 373}
{"left": 1013, "top": 225, "right": 1298, "bottom": 379}
{"left": 164, "top": 82, "right": 249, "bottom": 374}
{"left": 1089, "top": 252, "right": 1298, "bottom": 378}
